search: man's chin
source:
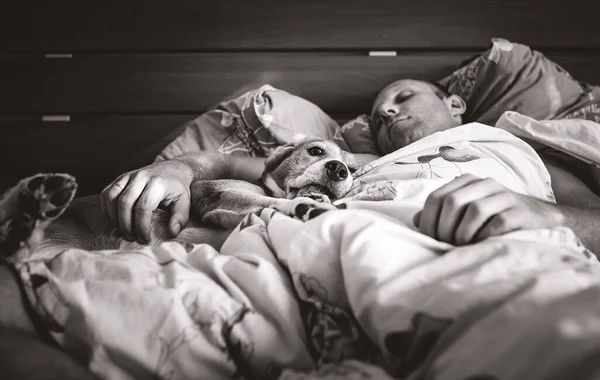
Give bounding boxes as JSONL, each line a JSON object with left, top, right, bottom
{"left": 379, "top": 130, "right": 421, "bottom": 154}
{"left": 378, "top": 137, "right": 409, "bottom": 155}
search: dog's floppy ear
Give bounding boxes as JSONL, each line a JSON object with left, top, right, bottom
{"left": 263, "top": 143, "right": 297, "bottom": 174}
{"left": 341, "top": 150, "right": 359, "bottom": 173}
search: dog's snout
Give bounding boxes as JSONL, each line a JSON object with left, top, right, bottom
{"left": 325, "top": 160, "right": 348, "bottom": 180}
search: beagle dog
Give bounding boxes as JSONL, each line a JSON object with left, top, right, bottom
{"left": 193, "top": 137, "right": 357, "bottom": 229}
{"left": 0, "top": 138, "right": 355, "bottom": 355}
{"left": 0, "top": 137, "right": 356, "bottom": 263}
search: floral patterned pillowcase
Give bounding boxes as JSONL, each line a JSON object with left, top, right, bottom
{"left": 341, "top": 38, "right": 600, "bottom": 156}
{"left": 561, "top": 83, "right": 600, "bottom": 124}
{"left": 156, "top": 84, "right": 349, "bottom": 161}
{"left": 439, "top": 38, "right": 597, "bottom": 125}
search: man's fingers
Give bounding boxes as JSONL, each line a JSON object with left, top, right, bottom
{"left": 116, "top": 178, "right": 148, "bottom": 240}
{"left": 99, "top": 160, "right": 197, "bottom": 243}
{"left": 419, "top": 174, "right": 486, "bottom": 239}
{"left": 474, "top": 207, "right": 524, "bottom": 242}
{"left": 436, "top": 178, "right": 505, "bottom": 243}
{"left": 417, "top": 176, "right": 564, "bottom": 245}
{"left": 133, "top": 179, "right": 166, "bottom": 244}
{"left": 453, "top": 192, "right": 517, "bottom": 245}
{"left": 101, "top": 174, "right": 130, "bottom": 226}
{"left": 168, "top": 194, "right": 191, "bottom": 237}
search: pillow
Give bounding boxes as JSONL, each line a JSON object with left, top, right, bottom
{"left": 497, "top": 111, "right": 600, "bottom": 168}
{"left": 561, "top": 83, "right": 600, "bottom": 123}
{"left": 339, "top": 114, "right": 381, "bottom": 156}
{"left": 439, "top": 38, "right": 600, "bottom": 186}
{"left": 156, "top": 84, "right": 349, "bottom": 161}
{"left": 439, "top": 38, "right": 595, "bottom": 125}
{"left": 340, "top": 38, "right": 600, "bottom": 154}
{"left": 496, "top": 111, "right": 600, "bottom": 192}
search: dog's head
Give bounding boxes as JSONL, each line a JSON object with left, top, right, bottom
{"left": 261, "top": 138, "right": 357, "bottom": 200}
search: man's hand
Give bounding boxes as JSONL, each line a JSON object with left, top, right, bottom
{"left": 413, "top": 174, "right": 566, "bottom": 245}
{"left": 101, "top": 153, "right": 267, "bottom": 244}
{"left": 101, "top": 160, "right": 195, "bottom": 244}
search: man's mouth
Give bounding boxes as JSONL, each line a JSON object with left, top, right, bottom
{"left": 387, "top": 116, "right": 411, "bottom": 140}
{"left": 388, "top": 116, "right": 411, "bottom": 129}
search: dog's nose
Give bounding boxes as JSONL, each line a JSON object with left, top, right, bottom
{"left": 325, "top": 160, "right": 348, "bottom": 180}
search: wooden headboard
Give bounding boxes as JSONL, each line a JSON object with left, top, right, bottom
{"left": 1, "top": 0, "right": 599, "bottom": 196}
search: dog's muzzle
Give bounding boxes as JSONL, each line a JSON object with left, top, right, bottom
{"left": 325, "top": 160, "right": 348, "bottom": 181}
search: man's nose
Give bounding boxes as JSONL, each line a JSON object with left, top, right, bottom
{"left": 325, "top": 160, "right": 348, "bottom": 181}
{"left": 381, "top": 103, "right": 399, "bottom": 119}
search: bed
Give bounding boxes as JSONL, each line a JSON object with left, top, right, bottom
{"left": 2, "top": 1, "right": 600, "bottom": 379}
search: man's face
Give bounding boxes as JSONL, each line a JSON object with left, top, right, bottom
{"left": 370, "top": 79, "right": 464, "bottom": 155}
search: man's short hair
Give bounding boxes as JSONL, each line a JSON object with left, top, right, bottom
{"left": 426, "top": 81, "right": 451, "bottom": 99}
{"left": 372, "top": 79, "right": 452, "bottom": 104}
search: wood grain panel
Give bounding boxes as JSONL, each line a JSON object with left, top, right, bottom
{"left": 3, "top": 52, "right": 600, "bottom": 115}
{"left": 1, "top": 0, "right": 598, "bottom": 52}
{"left": 0, "top": 115, "right": 194, "bottom": 196}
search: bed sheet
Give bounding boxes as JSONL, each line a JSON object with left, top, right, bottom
{"left": 16, "top": 118, "right": 600, "bottom": 380}
{"left": 17, "top": 205, "right": 599, "bottom": 380}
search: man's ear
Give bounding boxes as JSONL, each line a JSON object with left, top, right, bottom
{"left": 445, "top": 95, "right": 467, "bottom": 119}
{"left": 263, "top": 143, "right": 296, "bottom": 174}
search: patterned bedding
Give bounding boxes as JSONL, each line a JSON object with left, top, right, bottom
{"left": 16, "top": 116, "right": 600, "bottom": 380}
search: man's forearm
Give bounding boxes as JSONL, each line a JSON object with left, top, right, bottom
{"left": 558, "top": 205, "right": 600, "bottom": 257}
{"left": 172, "top": 153, "right": 266, "bottom": 183}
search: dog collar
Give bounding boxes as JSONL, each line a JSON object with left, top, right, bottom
{"left": 261, "top": 174, "right": 287, "bottom": 198}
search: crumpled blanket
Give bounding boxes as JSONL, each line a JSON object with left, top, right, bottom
{"left": 16, "top": 117, "right": 600, "bottom": 380}
{"left": 494, "top": 111, "right": 600, "bottom": 188}
{"left": 18, "top": 208, "right": 599, "bottom": 380}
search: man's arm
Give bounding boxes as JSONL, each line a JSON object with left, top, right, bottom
{"left": 554, "top": 205, "right": 600, "bottom": 254}
{"left": 101, "top": 148, "right": 374, "bottom": 243}
{"left": 101, "top": 153, "right": 266, "bottom": 243}
{"left": 541, "top": 153, "right": 600, "bottom": 255}
{"left": 414, "top": 155, "right": 600, "bottom": 257}
{"left": 174, "top": 153, "right": 267, "bottom": 183}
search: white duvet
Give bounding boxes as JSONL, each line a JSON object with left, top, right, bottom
{"left": 18, "top": 114, "right": 600, "bottom": 380}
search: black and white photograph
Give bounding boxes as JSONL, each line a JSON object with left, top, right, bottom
{"left": 1, "top": 1, "right": 600, "bottom": 379}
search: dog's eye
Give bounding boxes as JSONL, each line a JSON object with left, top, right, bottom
{"left": 307, "top": 147, "right": 324, "bottom": 156}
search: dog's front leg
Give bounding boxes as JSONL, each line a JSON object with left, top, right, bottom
{"left": 191, "top": 179, "right": 280, "bottom": 229}
{"left": 271, "top": 194, "right": 337, "bottom": 222}
{"left": 191, "top": 180, "right": 340, "bottom": 228}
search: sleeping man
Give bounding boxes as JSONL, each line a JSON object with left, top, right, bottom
{"left": 103, "top": 78, "right": 600, "bottom": 256}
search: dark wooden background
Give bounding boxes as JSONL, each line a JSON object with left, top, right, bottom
{"left": 1, "top": 0, "right": 599, "bottom": 196}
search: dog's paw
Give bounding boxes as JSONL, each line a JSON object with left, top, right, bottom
{"left": 0, "top": 173, "right": 77, "bottom": 261}
{"left": 305, "top": 193, "right": 332, "bottom": 204}
{"left": 21, "top": 174, "right": 77, "bottom": 218}
{"left": 273, "top": 197, "right": 337, "bottom": 222}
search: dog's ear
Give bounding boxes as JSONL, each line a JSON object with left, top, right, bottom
{"left": 341, "top": 150, "right": 359, "bottom": 173}
{"left": 264, "top": 143, "right": 297, "bottom": 174}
